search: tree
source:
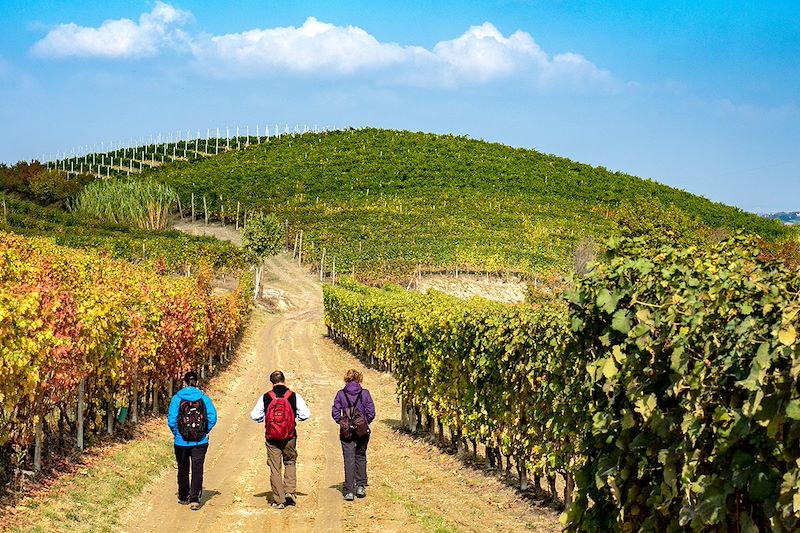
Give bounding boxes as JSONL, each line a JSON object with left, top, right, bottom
{"left": 242, "top": 212, "right": 283, "bottom": 299}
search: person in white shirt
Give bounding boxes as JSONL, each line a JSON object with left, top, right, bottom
{"left": 250, "top": 370, "right": 311, "bottom": 509}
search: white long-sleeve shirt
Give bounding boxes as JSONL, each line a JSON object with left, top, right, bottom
{"left": 250, "top": 387, "right": 311, "bottom": 423}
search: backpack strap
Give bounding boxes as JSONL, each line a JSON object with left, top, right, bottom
{"left": 265, "top": 390, "right": 293, "bottom": 409}
{"left": 345, "top": 391, "right": 363, "bottom": 409}
{"left": 268, "top": 389, "right": 291, "bottom": 400}
{"left": 343, "top": 390, "right": 362, "bottom": 418}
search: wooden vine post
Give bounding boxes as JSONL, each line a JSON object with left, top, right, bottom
{"left": 565, "top": 473, "right": 575, "bottom": 505}
{"left": 33, "top": 421, "right": 43, "bottom": 472}
{"left": 401, "top": 398, "right": 408, "bottom": 427}
{"left": 77, "top": 377, "right": 85, "bottom": 450}
{"left": 131, "top": 374, "right": 139, "bottom": 424}
{"left": 298, "top": 231, "right": 303, "bottom": 265}
{"left": 106, "top": 401, "right": 114, "bottom": 435}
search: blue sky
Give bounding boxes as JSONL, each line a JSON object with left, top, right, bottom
{"left": 0, "top": 1, "right": 797, "bottom": 213}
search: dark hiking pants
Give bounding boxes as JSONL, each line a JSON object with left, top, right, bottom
{"left": 340, "top": 434, "right": 369, "bottom": 494}
{"left": 175, "top": 443, "right": 208, "bottom": 503}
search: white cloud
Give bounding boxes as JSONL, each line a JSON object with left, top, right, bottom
{"left": 31, "top": 2, "right": 191, "bottom": 59}
{"left": 191, "top": 17, "right": 413, "bottom": 76}
{"left": 425, "top": 23, "right": 615, "bottom": 90}
{"left": 191, "top": 17, "right": 613, "bottom": 90}
{"left": 29, "top": 4, "right": 614, "bottom": 90}
{"left": 432, "top": 23, "right": 548, "bottom": 82}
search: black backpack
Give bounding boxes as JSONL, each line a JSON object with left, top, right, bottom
{"left": 178, "top": 398, "right": 208, "bottom": 442}
{"left": 339, "top": 391, "right": 370, "bottom": 441}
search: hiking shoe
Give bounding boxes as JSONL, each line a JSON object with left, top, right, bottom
{"left": 356, "top": 486, "right": 366, "bottom": 498}
{"left": 178, "top": 498, "right": 189, "bottom": 505}
{"left": 344, "top": 492, "right": 355, "bottom": 501}
{"left": 271, "top": 502, "right": 285, "bottom": 509}
{"left": 190, "top": 502, "right": 200, "bottom": 511}
{"left": 285, "top": 493, "right": 296, "bottom": 506}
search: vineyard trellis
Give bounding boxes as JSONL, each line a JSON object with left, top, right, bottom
{"left": 0, "top": 232, "right": 252, "bottom": 490}
{"left": 322, "top": 234, "right": 800, "bottom": 531}
{"left": 44, "top": 124, "right": 334, "bottom": 181}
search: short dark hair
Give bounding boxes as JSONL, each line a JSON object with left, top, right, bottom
{"left": 184, "top": 371, "right": 198, "bottom": 386}
{"left": 269, "top": 370, "right": 285, "bottom": 384}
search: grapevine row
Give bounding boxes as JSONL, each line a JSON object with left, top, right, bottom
{"left": 324, "top": 234, "right": 800, "bottom": 531}
{"left": 0, "top": 231, "right": 252, "bottom": 484}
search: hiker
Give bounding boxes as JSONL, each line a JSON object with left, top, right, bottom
{"left": 331, "top": 369, "right": 376, "bottom": 501}
{"left": 250, "top": 370, "right": 311, "bottom": 509}
{"left": 167, "top": 370, "right": 218, "bottom": 511}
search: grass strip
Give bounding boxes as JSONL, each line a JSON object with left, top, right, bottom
{"left": 5, "top": 420, "right": 173, "bottom": 533}
{"left": 382, "top": 482, "right": 462, "bottom": 533}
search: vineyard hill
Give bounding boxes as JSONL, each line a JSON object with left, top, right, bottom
{"left": 41, "top": 128, "right": 793, "bottom": 282}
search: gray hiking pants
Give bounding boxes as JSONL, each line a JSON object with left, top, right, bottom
{"left": 340, "top": 434, "right": 369, "bottom": 493}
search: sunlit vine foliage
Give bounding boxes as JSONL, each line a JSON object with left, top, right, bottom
{"left": 325, "top": 233, "right": 800, "bottom": 531}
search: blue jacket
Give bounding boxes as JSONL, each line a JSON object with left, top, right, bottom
{"left": 168, "top": 386, "right": 218, "bottom": 447}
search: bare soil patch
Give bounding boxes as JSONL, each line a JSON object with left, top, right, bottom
{"left": 414, "top": 274, "right": 528, "bottom": 304}
{"left": 170, "top": 219, "right": 243, "bottom": 247}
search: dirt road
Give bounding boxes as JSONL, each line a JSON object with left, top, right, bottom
{"left": 120, "top": 245, "right": 560, "bottom": 532}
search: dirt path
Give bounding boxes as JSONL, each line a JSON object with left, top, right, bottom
{"left": 120, "top": 225, "right": 560, "bottom": 532}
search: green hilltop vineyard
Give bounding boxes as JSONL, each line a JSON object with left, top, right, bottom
{"left": 144, "top": 128, "right": 790, "bottom": 281}
{"left": 40, "top": 127, "right": 792, "bottom": 282}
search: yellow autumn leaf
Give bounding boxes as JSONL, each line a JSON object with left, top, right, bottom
{"left": 602, "top": 357, "right": 617, "bottom": 379}
{"left": 779, "top": 325, "right": 797, "bottom": 346}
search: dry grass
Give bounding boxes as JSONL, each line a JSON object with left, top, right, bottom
{"left": 1, "top": 419, "right": 173, "bottom": 533}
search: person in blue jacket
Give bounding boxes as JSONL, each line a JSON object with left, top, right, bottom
{"left": 168, "top": 370, "right": 218, "bottom": 510}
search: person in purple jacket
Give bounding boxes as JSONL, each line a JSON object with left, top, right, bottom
{"left": 331, "top": 369, "right": 376, "bottom": 501}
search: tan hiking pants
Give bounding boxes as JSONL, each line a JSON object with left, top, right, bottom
{"left": 265, "top": 438, "right": 297, "bottom": 504}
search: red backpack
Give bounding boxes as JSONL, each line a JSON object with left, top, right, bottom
{"left": 264, "top": 390, "right": 296, "bottom": 441}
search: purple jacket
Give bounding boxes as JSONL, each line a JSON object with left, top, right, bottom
{"left": 331, "top": 381, "right": 376, "bottom": 425}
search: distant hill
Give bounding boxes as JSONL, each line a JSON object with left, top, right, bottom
{"left": 763, "top": 211, "right": 800, "bottom": 225}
